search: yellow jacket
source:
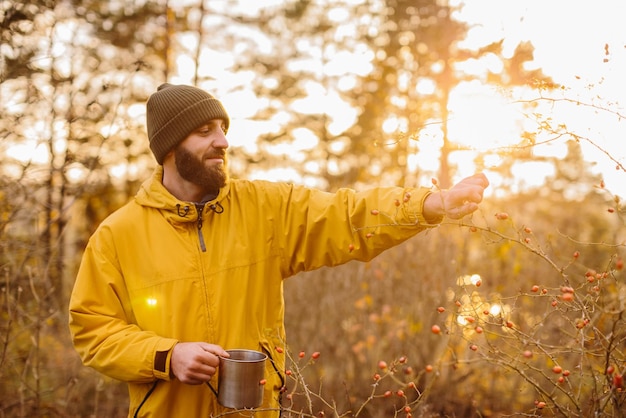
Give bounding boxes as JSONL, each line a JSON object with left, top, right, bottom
{"left": 69, "top": 167, "right": 437, "bottom": 417}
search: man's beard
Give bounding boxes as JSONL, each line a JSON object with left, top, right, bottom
{"left": 174, "top": 145, "right": 228, "bottom": 198}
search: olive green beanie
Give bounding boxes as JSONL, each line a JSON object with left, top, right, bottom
{"left": 146, "top": 83, "right": 230, "bottom": 164}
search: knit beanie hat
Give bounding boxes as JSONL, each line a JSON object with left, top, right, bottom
{"left": 146, "top": 83, "right": 230, "bottom": 164}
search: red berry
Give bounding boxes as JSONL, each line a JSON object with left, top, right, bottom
{"left": 378, "top": 360, "right": 388, "bottom": 370}
{"left": 552, "top": 365, "right": 562, "bottom": 374}
{"left": 431, "top": 325, "right": 441, "bottom": 334}
{"left": 311, "top": 351, "right": 320, "bottom": 359}
{"left": 437, "top": 306, "right": 446, "bottom": 313}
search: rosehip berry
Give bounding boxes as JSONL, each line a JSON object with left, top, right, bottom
{"left": 396, "top": 390, "right": 405, "bottom": 397}
{"left": 275, "top": 347, "right": 284, "bottom": 354}
{"left": 378, "top": 360, "right": 388, "bottom": 370}
{"left": 537, "top": 401, "right": 546, "bottom": 409}
{"left": 259, "top": 379, "right": 267, "bottom": 385}
{"left": 495, "top": 212, "right": 509, "bottom": 220}
{"left": 425, "top": 364, "right": 433, "bottom": 372}
{"left": 311, "top": 351, "right": 320, "bottom": 359}
{"left": 348, "top": 244, "right": 355, "bottom": 252}
{"left": 437, "top": 306, "right": 446, "bottom": 313}
{"left": 552, "top": 365, "right": 562, "bottom": 374}
{"left": 469, "top": 344, "right": 478, "bottom": 351}
{"left": 431, "top": 325, "right": 441, "bottom": 334}
{"left": 299, "top": 351, "right": 305, "bottom": 358}
{"left": 531, "top": 285, "right": 539, "bottom": 293}
{"left": 383, "top": 390, "right": 392, "bottom": 398}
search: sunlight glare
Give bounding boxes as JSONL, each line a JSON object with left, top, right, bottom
{"left": 7, "top": 141, "right": 48, "bottom": 164}
{"left": 448, "top": 81, "right": 521, "bottom": 151}
{"left": 489, "top": 304, "right": 502, "bottom": 316}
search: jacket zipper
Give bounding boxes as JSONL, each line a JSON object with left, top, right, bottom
{"left": 195, "top": 203, "right": 207, "bottom": 252}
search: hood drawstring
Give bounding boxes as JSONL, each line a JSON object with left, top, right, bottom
{"left": 176, "top": 204, "right": 190, "bottom": 217}
{"left": 209, "top": 201, "right": 224, "bottom": 214}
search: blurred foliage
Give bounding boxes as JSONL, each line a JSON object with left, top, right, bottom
{"left": 1, "top": 0, "right": 624, "bottom": 417}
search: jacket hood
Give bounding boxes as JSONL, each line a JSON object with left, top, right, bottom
{"left": 134, "top": 166, "right": 231, "bottom": 223}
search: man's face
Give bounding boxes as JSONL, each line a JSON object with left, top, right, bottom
{"left": 174, "top": 120, "right": 229, "bottom": 197}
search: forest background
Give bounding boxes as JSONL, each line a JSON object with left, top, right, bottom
{"left": 1, "top": 0, "right": 625, "bottom": 417}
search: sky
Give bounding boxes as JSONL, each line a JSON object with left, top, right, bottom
{"left": 450, "top": 0, "right": 626, "bottom": 198}
{"left": 191, "top": 0, "right": 626, "bottom": 198}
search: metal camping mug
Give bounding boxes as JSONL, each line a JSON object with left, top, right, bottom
{"left": 207, "top": 349, "right": 267, "bottom": 409}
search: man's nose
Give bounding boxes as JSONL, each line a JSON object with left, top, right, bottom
{"left": 213, "top": 130, "right": 229, "bottom": 149}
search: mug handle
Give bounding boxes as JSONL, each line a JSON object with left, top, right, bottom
{"left": 206, "top": 381, "right": 218, "bottom": 397}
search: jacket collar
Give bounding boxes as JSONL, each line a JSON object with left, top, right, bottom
{"left": 135, "top": 166, "right": 231, "bottom": 223}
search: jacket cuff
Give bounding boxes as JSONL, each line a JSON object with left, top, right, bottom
{"left": 415, "top": 189, "right": 443, "bottom": 226}
{"left": 153, "top": 338, "right": 178, "bottom": 380}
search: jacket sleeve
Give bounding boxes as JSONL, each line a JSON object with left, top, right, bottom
{"left": 68, "top": 226, "right": 178, "bottom": 383}
{"left": 272, "top": 183, "right": 440, "bottom": 276}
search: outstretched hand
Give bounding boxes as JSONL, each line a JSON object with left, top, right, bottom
{"left": 423, "top": 173, "right": 490, "bottom": 221}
